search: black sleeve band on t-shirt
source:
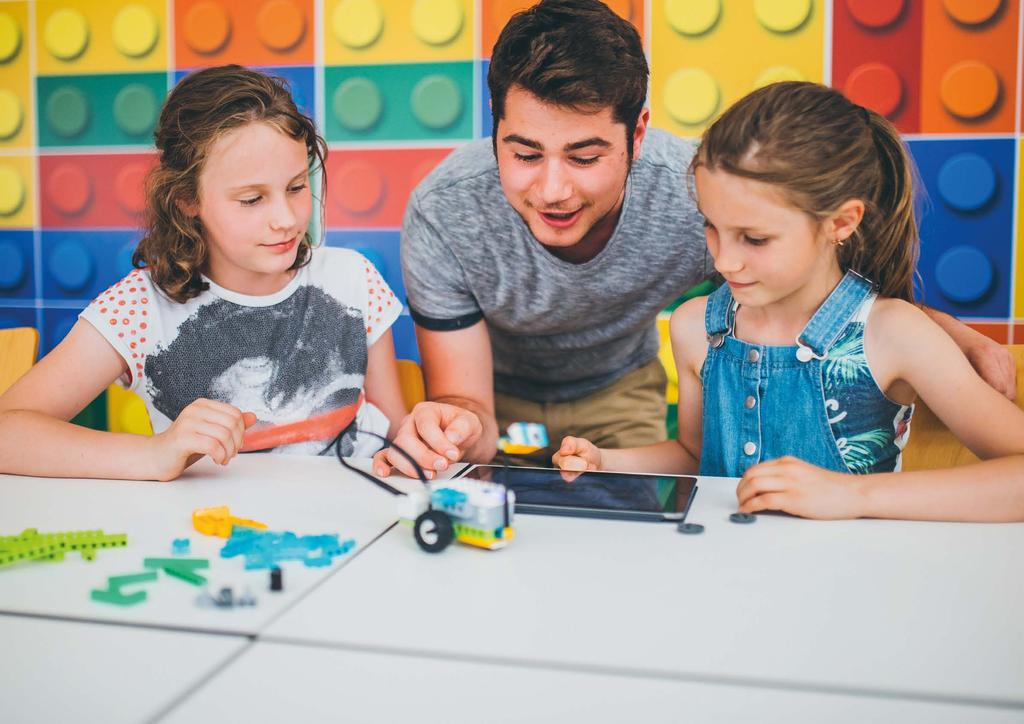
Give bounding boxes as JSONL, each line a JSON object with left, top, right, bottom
{"left": 409, "top": 306, "right": 485, "bottom": 331}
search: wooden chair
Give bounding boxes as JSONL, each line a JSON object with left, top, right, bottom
{"left": 0, "top": 327, "right": 39, "bottom": 395}
{"left": 902, "top": 345, "right": 1024, "bottom": 471}
{"left": 397, "top": 359, "right": 426, "bottom": 409}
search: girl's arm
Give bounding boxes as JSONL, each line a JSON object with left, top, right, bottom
{"left": 0, "top": 320, "right": 253, "bottom": 481}
{"left": 553, "top": 298, "right": 706, "bottom": 475}
{"left": 738, "top": 301, "right": 1024, "bottom": 522}
{"left": 363, "top": 330, "right": 407, "bottom": 438}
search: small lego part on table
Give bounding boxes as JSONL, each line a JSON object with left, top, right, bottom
{"left": 237, "top": 588, "right": 257, "bottom": 607}
{"left": 143, "top": 557, "right": 209, "bottom": 586}
{"left": 269, "top": 567, "right": 283, "bottom": 592}
{"left": 0, "top": 528, "right": 127, "bottom": 568}
{"left": 90, "top": 570, "right": 157, "bottom": 607}
{"left": 677, "top": 522, "right": 705, "bottom": 535}
{"left": 497, "top": 421, "right": 549, "bottom": 456}
{"left": 220, "top": 528, "right": 355, "bottom": 570}
{"left": 171, "top": 538, "right": 190, "bottom": 555}
{"left": 192, "top": 506, "right": 268, "bottom": 538}
{"left": 729, "top": 513, "right": 757, "bottom": 524}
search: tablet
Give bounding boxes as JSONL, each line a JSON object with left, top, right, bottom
{"left": 457, "top": 464, "right": 697, "bottom": 522}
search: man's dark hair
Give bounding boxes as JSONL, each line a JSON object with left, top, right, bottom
{"left": 487, "top": 0, "right": 649, "bottom": 159}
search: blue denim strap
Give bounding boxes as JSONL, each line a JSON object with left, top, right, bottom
{"left": 704, "top": 283, "right": 736, "bottom": 343}
{"left": 798, "top": 270, "right": 875, "bottom": 357}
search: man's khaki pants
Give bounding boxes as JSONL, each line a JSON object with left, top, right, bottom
{"left": 494, "top": 359, "right": 668, "bottom": 466}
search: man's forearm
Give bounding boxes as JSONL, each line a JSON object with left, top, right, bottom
{"left": 433, "top": 395, "right": 499, "bottom": 462}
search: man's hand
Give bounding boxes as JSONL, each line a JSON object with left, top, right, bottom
{"left": 963, "top": 334, "right": 1016, "bottom": 401}
{"left": 373, "top": 401, "right": 484, "bottom": 479}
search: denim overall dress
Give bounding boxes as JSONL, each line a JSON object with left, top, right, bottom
{"left": 700, "top": 270, "right": 913, "bottom": 477}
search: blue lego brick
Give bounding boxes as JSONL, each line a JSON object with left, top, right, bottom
{"left": 41, "top": 230, "right": 141, "bottom": 302}
{"left": 0, "top": 231, "right": 35, "bottom": 299}
{"left": 325, "top": 229, "right": 405, "bottom": 302}
{"left": 480, "top": 59, "right": 492, "bottom": 139}
{"left": 0, "top": 306, "right": 36, "bottom": 330}
{"left": 392, "top": 312, "right": 419, "bottom": 363}
{"left": 42, "top": 307, "right": 83, "bottom": 354}
{"left": 908, "top": 139, "right": 1013, "bottom": 319}
{"left": 174, "top": 65, "right": 315, "bottom": 120}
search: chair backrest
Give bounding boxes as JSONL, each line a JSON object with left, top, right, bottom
{"left": 0, "top": 327, "right": 40, "bottom": 396}
{"left": 902, "top": 345, "right": 1024, "bottom": 471}
{"left": 397, "top": 359, "right": 426, "bottom": 410}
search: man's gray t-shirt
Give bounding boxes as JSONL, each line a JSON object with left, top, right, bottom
{"left": 401, "top": 128, "right": 712, "bottom": 403}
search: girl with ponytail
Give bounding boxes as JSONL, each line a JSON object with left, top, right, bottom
{"left": 555, "top": 81, "right": 1024, "bottom": 523}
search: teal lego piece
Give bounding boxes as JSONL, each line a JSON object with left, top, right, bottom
{"left": 220, "top": 528, "right": 356, "bottom": 570}
{"left": 107, "top": 571, "right": 158, "bottom": 587}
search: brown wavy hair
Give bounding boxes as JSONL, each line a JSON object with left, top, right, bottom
{"left": 693, "top": 81, "right": 919, "bottom": 302}
{"left": 134, "top": 65, "right": 328, "bottom": 303}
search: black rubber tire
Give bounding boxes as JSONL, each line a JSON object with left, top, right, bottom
{"left": 414, "top": 510, "right": 454, "bottom": 553}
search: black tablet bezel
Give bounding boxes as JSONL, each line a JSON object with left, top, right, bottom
{"left": 456, "top": 464, "right": 698, "bottom": 522}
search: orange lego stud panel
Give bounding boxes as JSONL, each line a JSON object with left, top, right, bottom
{"left": 174, "top": 0, "right": 313, "bottom": 68}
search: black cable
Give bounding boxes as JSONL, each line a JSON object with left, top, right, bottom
{"left": 321, "top": 421, "right": 429, "bottom": 497}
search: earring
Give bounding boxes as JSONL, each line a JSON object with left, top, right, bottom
{"left": 833, "top": 236, "right": 845, "bottom": 247}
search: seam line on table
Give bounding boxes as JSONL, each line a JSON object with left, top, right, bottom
{"left": 145, "top": 639, "right": 257, "bottom": 724}
{"left": 0, "top": 609, "right": 259, "bottom": 639}
{"left": 254, "top": 636, "right": 1024, "bottom": 712}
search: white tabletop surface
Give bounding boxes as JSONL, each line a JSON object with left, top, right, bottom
{"left": 263, "top": 474, "right": 1024, "bottom": 708}
{"left": 0, "top": 454, "right": 400, "bottom": 634}
{"left": 160, "top": 640, "right": 1024, "bottom": 724}
{"left": 0, "top": 614, "right": 247, "bottom": 724}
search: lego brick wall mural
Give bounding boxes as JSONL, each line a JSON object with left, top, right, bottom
{"left": 0, "top": 0, "right": 1022, "bottom": 429}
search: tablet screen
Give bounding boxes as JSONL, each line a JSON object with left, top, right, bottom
{"left": 458, "top": 465, "right": 697, "bottom": 520}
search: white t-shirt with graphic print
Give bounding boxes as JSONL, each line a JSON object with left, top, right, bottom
{"left": 80, "top": 247, "right": 402, "bottom": 458}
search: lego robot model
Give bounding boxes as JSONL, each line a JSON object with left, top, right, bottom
{"left": 398, "top": 478, "right": 515, "bottom": 554}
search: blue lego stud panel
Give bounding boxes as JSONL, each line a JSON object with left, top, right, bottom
{"left": 0, "top": 230, "right": 34, "bottom": 299}
{"left": 909, "top": 138, "right": 1014, "bottom": 319}
{"left": 173, "top": 65, "right": 316, "bottom": 119}
{"left": 41, "top": 230, "right": 139, "bottom": 302}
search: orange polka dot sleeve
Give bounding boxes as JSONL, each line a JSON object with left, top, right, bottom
{"left": 80, "top": 268, "right": 157, "bottom": 390}
{"left": 359, "top": 254, "right": 402, "bottom": 347}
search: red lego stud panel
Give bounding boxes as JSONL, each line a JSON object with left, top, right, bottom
{"left": 920, "top": 0, "right": 1018, "bottom": 133}
{"left": 40, "top": 153, "right": 156, "bottom": 228}
{"left": 174, "top": 0, "right": 313, "bottom": 68}
{"left": 833, "top": 0, "right": 922, "bottom": 132}
{"left": 324, "top": 147, "right": 453, "bottom": 228}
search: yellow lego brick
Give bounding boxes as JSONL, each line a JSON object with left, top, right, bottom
{"left": 0, "top": 3, "right": 31, "bottom": 149}
{"left": 36, "top": 0, "right": 167, "bottom": 75}
{"left": 324, "top": 0, "right": 473, "bottom": 64}
{"left": 0, "top": 154, "right": 34, "bottom": 228}
{"left": 107, "top": 384, "right": 154, "bottom": 436}
{"left": 651, "top": 0, "right": 824, "bottom": 136}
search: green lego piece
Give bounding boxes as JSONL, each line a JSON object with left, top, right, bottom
{"left": 107, "top": 571, "right": 158, "bottom": 587}
{"left": 91, "top": 588, "right": 147, "bottom": 606}
{"left": 144, "top": 557, "right": 210, "bottom": 586}
{"left": 1, "top": 529, "right": 128, "bottom": 569}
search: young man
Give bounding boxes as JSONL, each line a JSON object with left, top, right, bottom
{"left": 375, "top": 0, "right": 1015, "bottom": 479}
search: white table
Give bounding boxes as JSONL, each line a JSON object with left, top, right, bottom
{"left": 0, "top": 614, "right": 247, "bottom": 724}
{"left": 160, "top": 640, "right": 1024, "bottom": 723}
{"left": 262, "top": 475, "right": 1024, "bottom": 710}
{"left": 0, "top": 454, "right": 399, "bottom": 634}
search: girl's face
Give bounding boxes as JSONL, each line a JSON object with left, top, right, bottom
{"left": 695, "top": 165, "right": 843, "bottom": 312}
{"left": 196, "top": 122, "right": 313, "bottom": 295}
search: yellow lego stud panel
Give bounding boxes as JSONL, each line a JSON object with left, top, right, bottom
{"left": 651, "top": 0, "right": 823, "bottom": 136}
{"left": 0, "top": 154, "right": 34, "bottom": 228}
{"left": 0, "top": 3, "right": 31, "bottom": 149}
{"left": 35, "top": 0, "right": 167, "bottom": 75}
{"left": 324, "top": 0, "right": 473, "bottom": 64}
